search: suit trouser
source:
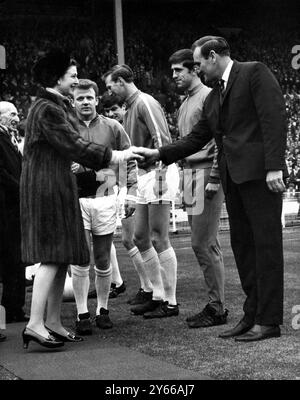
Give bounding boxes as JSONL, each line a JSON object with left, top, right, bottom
{"left": 225, "top": 173, "right": 284, "bottom": 326}
{"left": 0, "top": 205, "right": 25, "bottom": 317}
{"left": 183, "top": 166, "right": 225, "bottom": 306}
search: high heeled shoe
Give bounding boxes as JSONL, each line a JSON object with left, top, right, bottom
{"left": 45, "top": 326, "right": 83, "bottom": 342}
{"left": 22, "top": 327, "right": 65, "bottom": 349}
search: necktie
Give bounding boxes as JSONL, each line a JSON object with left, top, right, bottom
{"left": 219, "top": 79, "right": 225, "bottom": 96}
{"left": 218, "top": 79, "right": 225, "bottom": 106}
{"left": 9, "top": 130, "right": 20, "bottom": 152}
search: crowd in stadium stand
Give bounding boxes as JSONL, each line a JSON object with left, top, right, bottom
{"left": 0, "top": 1, "right": 299, "bottom": 188}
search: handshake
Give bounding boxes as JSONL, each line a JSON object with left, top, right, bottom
{"left": 111, "top": 146, "right": 160, "bottom": 168}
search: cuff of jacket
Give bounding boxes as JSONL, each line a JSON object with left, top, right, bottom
{"left": 264, "top": 163, "right": 286, "bottom": 171}
{"left": 158, "top": 147, "right": 167, "bottom": 164}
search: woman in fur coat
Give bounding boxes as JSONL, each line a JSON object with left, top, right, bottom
{"left": 21, "top": 49, "right": 138, "bottom": 349}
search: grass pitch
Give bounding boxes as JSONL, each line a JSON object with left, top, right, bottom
{"left": 1, "top": 227, "right": 299, "bottom": 380}
{"left": 63, "top": 227, "right": 300, "bottom": 380}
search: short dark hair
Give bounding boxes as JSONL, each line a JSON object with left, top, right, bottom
{"left": 100, "top": 91, "right": 123, "bottom": 108}
{"left": 191, "top": 36, "right": 230, "bottom": 59}
{"left": 76, "top": 79, "right": 99, "bottom": 97}
{"left": 168, "top": 49, "right": 195, "bottom": 71}
{"left": 102, "top": 64, "right": 134, "bottom": 83}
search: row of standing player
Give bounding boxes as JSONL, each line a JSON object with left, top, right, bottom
{"left": 67, "top": 49, "right": 227, "bottom": 336}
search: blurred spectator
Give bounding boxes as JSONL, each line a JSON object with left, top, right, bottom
{"left": 0, "top": 1, "right": 299, "bottom": 186}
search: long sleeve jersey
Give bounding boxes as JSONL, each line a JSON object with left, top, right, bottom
{"left": 77, "top": 114, "right": 137, "bottom": 197}
{"left": 177, "top": 82, "right": 220, "bottom": 183}
{"left": 124, "top": 90, "right": 172, "bottom": 150}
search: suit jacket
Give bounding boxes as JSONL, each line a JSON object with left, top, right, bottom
{"left": 0, "top": 125, "right": 22, "bottom": 207}
{"left": 0, "top": 125, "right": 22, "bottom": 271}
{"left": 159, "top": 61, "right": 287, "bottom": 189}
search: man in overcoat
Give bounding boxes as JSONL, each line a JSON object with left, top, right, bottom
{"left": 0, "top": 101, "right": 28, "bottom": 323}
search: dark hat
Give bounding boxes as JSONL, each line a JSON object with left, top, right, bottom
{"left": 32, "top": 49, "right": 72, "bottom": 87}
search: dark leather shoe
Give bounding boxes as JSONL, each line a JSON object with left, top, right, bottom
{"left": 219, "top": 320, "right": 252, "bottom": 339}
{"left": 0, "top": 333, "right": 7, "bottom": 342}
{"left": 22, "top": 327, "right": 64, "bottom": 349}
{"left": 187, "top": 304, "right": 228, "bottom": 328}
{"left": 143, "top": 301, "right": 179, "bottom": 319}
{"left": 46, "top": 327, "right": 84, "bottom": 342}
{"left": 235, "top": 325, "right": 281, "bottom": 342}
{"left": 131, "top": 299, "right": 163, "bottom": 316}
{"left": 95, "top": 308, "right": 113, "bottom": 329}
{"left": 75, "top": 313, "right": 93, "bottom": 335}
{"left": 109, "top": 281, "right": 126, "bottom": 298}
{"left": 127, "top": 288, "right": 153, "bottom": 305}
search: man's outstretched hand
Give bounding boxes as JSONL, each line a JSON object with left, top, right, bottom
{"left": 111, "top": 146, "right": 145, "bottom": 163}
{"left": 131, "top": 147, "right": 160, "bottom": 169}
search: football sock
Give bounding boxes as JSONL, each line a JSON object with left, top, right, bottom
{"left": 141, "top": 247, "right": 164, "bottom": 301}
{"left": 94, "top": 265, "right": 112, "bottom": 314}
{"left": 128, "top": 246, "right": 153, "bottom": 292}
{"left": 158, "top": 247, "right": 177, "bottom": 306}
{"left": 70, "top": 264, "right": 90, "bottom": 316}
{"left": 110, "top": 242, "right": 123, "bottom": 287}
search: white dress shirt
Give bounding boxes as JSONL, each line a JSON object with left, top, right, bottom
{"left": 221, "top": 59, "right": 234, "bottom": 90}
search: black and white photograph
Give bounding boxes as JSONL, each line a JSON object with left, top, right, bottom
{"left": 0, "top": 0, "right": 299, "bottom": 384}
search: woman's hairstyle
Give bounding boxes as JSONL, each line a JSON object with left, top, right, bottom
{"left": 32, "top": 48, "right": 77, "bottom": 87}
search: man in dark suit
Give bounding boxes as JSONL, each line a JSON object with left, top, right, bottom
{"left": 135, "top": 36, "right": 287, "bottom": 342}
{"left": 0, "top": 101, "right": 28, "bottom": 323}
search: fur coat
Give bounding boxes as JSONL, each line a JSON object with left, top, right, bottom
{"left": 20, "top": 89, "right": 112, "bottom": 265}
